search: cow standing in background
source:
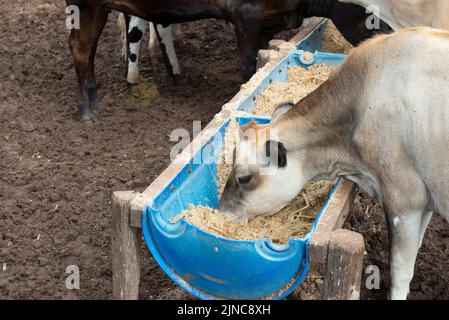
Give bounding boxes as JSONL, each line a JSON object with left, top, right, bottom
{"left": 338, "top": 0, "right": 449, "bottom": 30}
{"left": 118, "top": 14, "right": 183, "bottom": 91}
{"left": 67, "top": 0, "right": 304, "bottom": 122}
{"left": 116, "top": 0, "right": 392, "bottom": 96}
{"left": 67, "top": 0, "right": 390, "bottom": 122}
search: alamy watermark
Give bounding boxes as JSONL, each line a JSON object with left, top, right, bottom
{"left": 169, "top": 121, "right": 283, "bottom": 176}
{"left": 65, "top": 265, "right": 80, "bottom": 290}
{"left": 65, "top": 4, "right": 384, "bottom": 31}
{"left": 66, "top": 5, "right": 80, "bottom": 30}
{"left": 365, "top": 265, "right": 381, "bottom": 290}
{"left": 366, "top": 5, "right": 381, "bottom": 30}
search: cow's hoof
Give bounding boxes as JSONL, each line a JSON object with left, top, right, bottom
{"left": 79, "top": 111, "right": 96, "bottom": 124}
{"left": 90, "top": 92, "right": 102, "bottom": 105}
{"left": 93, "top": 95, "right": 110, "bottom": 111}
{"left": 172, "top": 74, "right": 185, "bottom": 85}
{"left": 127, "top": 82, "right": 135, "bottom": 94}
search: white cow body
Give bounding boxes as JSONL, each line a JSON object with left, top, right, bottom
{"left": 339, "top": 0, "right": 449, "bottom": 30}
{"left": 220, "top": 28, "right": 449, "bottom": 300}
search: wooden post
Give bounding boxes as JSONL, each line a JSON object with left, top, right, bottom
{"left": 323, "top": 229, "right": 365, "bottom": 300}
{"left": 309, "top": 180, "right": 356, "bottom": 270}
{"left": 112, "top": 191, "right": 141, "bottom": 300}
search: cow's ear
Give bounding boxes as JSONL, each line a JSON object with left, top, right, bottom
{"left": 271, "top": 102, "right": 294, "bottom": 122}
{"left": 265, "top": 140, "right": 287, "bottom": 168}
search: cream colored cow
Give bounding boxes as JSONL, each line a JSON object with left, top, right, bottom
{"left": 339, "top": 0, "right": 449, "bottom": 30}
{"left": 219, "top": 28, "right": 449, "bottom": 300}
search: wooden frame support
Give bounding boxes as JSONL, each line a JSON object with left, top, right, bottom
{"left": 308, "top": 180, "right": 366, "bottom": 300}
{"left": 112, "top": 191, "right": 141, "bottom": 300}
{"left": 322, "top": 229, "right": 365, "bottom": 300}
{"left": 309, "top": 180, "right": 357, "bottom": 269}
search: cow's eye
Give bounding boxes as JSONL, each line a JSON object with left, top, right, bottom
{"left": 238, "top": 175, "right": 252, "bottom": 185}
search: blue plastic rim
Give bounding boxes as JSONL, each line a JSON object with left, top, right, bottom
{"left": 237, "top": 50, "right": 347, "bottom": 115}
{"left": 143, "top": 179, "right": 341, "bottom": 299}
{"left": 142, "top": 27, "right": 348, "bottom": 300}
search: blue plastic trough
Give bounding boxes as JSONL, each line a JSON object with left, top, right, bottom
{"left": 238, "top": 50, "right": 347, "bottom": 115}
{"left": 142, "top": 25, "right": 348, "bottom": 300}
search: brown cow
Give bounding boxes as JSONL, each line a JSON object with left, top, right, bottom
{"left": 67, "top": 0, "right": 305, "bottom": 122}
{"left": 66, "top": 0, "right": 390, "bottom": 122}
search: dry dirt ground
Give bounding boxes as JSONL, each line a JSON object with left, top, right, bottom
{"left": 0, "top": 0, "right": 448, "bottom": 300}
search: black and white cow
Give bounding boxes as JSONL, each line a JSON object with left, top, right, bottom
{"left": 118, "top": 14, "right": 182, "bottom": 91}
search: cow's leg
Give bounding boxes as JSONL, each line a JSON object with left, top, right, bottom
{"left": 69, "top": 6, "right": 109, "bottom": 122}
{"left": 233, "top": 7, "right": 273, "bottom": 81}
{"left": 126, "top": 16, "right": 147, "bottom": 92}
{"left": 386, "top": 210, "right": 425, "bottom": 300}
{"left": 383, "top": 174, "right": 430, "bottom": 300}
{"left": 155, "top": 25, "right": 182, "bottom": 82}
{"left": 118, "top": 13, "right": 128, "bottom": 59}
{"left": 378, "top": 168, "right": 432, "bottom": 301}
{"left": 418, "top": 211, "right": 433, "bottom": 247}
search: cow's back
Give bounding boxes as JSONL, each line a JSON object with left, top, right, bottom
{"left": 342, "top": 1, "right": 449, "bottom": 30}
{"left": 351, "top": 28, "right": 449, "bottom": 217}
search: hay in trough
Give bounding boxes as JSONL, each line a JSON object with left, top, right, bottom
{"left": 252, "top": 64, "right": 335, "bottom": 115}
{"left": 171, "top": 60, "right": 337, "bottom": 244}
{"left": 172, "top": 114, "right": 334, "bottom": 244}
{"left": 173, "top": 181, "right": 333, "bottom": 244}
{"left": 216, "top": 115, "right": 239, "bottom": 198}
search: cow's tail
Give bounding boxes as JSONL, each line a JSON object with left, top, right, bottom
{"left": 118, "top": 13, "right": 128, "bottom": 59}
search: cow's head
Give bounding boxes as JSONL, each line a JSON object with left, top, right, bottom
{"left": 219, "top": 102, "right": 312, "bottom": 218}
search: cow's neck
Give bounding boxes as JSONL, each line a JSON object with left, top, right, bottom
{"left": 274, "top": 60, "right": 382, "bottom": 200}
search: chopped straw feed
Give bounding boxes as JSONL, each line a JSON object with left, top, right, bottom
{"left": 171, "top": 56, "right": 337, "bottom": 244}
{"left": 253, "top": 64, "right": 335, "bottom": 115}
{"left": 216, "top": 115, "right": 240, "bottom": 197}
{"left": 173, "top": 181, "right": 333, "bottom": 244}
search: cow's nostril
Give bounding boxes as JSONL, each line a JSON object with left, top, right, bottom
{"left": 238, "top": 175, "right": 252, "bottom": 185}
